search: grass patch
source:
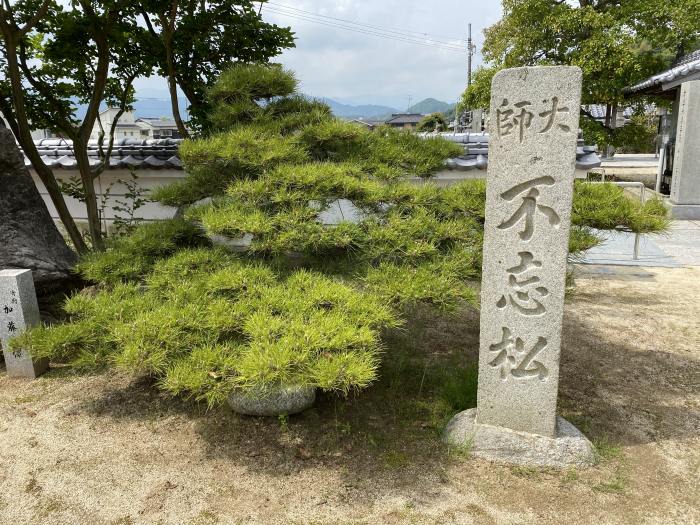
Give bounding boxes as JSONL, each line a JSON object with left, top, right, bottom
{"left": 447, "top": 439, "right": 473, "bottom": 460}
{"left": 562, "top": 468, "right": 580, "bottom": 483}
{"left": 593, "top": 435, "right": 623, "bottom": 463}
{"left": 13, "top": 393, "right": 42, "bottom": 404}
{"left": 510, "top": 465, "right": 542, "bottom": 480}
{"left": 383, "top": 449, "right": 410, "bottom": 469}
{"left": 593, "top": 469, "right": 627, "bottom": 494}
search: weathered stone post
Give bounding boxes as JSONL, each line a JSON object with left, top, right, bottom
{"left": 669, "top": 80, "right": 700, "bottom": 219}
{"left": 444, "top": 66, "right": 594, "bottom": 467}
{"left": 0, "top": 269, "right": 48, "bottom": 378}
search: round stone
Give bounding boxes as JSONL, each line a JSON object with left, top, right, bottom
{"left": 228, "top": 386, "right": 316, "bottom": 416}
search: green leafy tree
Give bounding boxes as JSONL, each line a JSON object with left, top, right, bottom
{"left": 459, "top": 66, "right": 498, "bottom": 112}
{"left": 138, "top": 0, "right": 295, "bottom": 136}
{"left": 0, "top": 0, "right": 154, "bottom": 252}
{"left": 417, "top": 113, "right": 449, "bottom": 132}
{"left": 461, "top": 0, "right": 700, "bottom": 133}
{"left": 0, "top": 1, "right": 294, "bottom": 253}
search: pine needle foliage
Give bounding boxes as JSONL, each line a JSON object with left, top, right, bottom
{"left": 12, "top": 246, "right": 401, "bottom": 407}
{"left": 572, "top": 182, "right": 670, "bottom": 234}
{"left": 152, "top": 126, "right": 309, "bottom": 207}
{"left": 76, "top": 220, "right": 211, "bottom": 284}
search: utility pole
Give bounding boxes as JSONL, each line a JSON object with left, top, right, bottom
{"left": 407, "top": 95, "right": 412, "bottom": 112}
{"left": 467, "top": 23, "right": 474, "bottom": 86}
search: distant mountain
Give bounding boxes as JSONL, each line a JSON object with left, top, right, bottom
{"left": 131, "top": 98, "right": 190, "bottom": 119}
{"left": 407, "top": 98, "right": 457, "bottom": 115}
{"left": 75, "top": 95, "right": 456, "bottom": 123}
{"left": 74, "top": 97, "right": 189, "bottom": 120}
{"left": 313, "top": 97, "right": 399, "bottom": 120}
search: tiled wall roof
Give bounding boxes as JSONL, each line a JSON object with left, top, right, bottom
{"left": 25, "top": 134, "right": 601, "bottom": 173}
{"left": 24, "top": 137, "right": 183, "bottom": 170}
{"left": 432, "top": 132, "right": 602, "bottom": 171}
{"left": 624, "top": 49, "right": 700, "bottom": 95}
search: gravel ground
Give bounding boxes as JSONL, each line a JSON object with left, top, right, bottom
{"left": 0, "top": 265, "right": 698, "bottom": 525}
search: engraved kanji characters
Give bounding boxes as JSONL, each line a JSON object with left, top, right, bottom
{"left": 496, "top": 98, "right": 534, "bottom": 143}
{"left": 7, "top": 321, "right": 16, "bottom": 333}
{"left": 496, "top": 252, "right": 549, "bottom": 316}
{"left": 497, "top": 176, "right": 561, "bottom": 241}
{"left": 539, "top": 96, "right": 571, "bottom": 133}
{"left": 496, "top": 96, "right": 572, "bottom": 142}
{"left": 488, "top": 327, "right": 549, "bottom": 381}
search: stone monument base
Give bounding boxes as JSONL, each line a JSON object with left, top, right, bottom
{"left": 2, "top": 351, "right": 49, "bottom": 379}
{"left": 666, "top": 202, "right": 700, "bottom": 220}
{"left": 443, "top": 408, "right": 595, "bottom": 468}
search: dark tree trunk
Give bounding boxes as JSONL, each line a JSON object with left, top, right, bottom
{"left": 0, "top": 124, "right": 77, "bottom": 291}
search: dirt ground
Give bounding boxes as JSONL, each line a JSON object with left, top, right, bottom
{"left": 0, "top": 265, "right": 698, "bottom": 525}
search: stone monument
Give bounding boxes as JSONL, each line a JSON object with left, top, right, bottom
{"left": 669, "top": 80, "right": 700, "bottom": 219}
{"left": 0, "top": 269, "right": 48, "bottom": 378}
{"left": 444, "top": 66, "right": 595, "bottom": 468}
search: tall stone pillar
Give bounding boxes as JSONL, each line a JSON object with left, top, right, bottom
{"left": 444, "top": 66, "right": 594, "bottom": 468}
{"left": 669, "top": 81, "right": 700, "bottom": 218}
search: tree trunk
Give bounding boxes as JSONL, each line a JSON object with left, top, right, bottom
{"left": 0, "top": 125, "right": 77, "bottom": 290}
{"left": 73, "top": 139, "right": 105, "bottom": 251}
{"left": 163, "top": 1, "right": 189, "bottom": 139}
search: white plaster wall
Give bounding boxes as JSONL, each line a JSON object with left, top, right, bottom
{"left": 30, "top": 169, "right": 182, "bottom": 224}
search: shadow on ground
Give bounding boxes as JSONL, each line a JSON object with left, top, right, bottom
{"left": 66, "top": 283, "right": 700, "bottom": 499}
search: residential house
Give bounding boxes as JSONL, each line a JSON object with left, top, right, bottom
{"left": 91, "top": 108, "right": 181, "bottom": 141}
{"left": 136, "top": 117, "right": 182, "bottom": 139}
{"left": 350, "top": 118, "right": 384, "bottom": 131}
{"left": 384, "top": 113, "right": 424, "bottom": 130}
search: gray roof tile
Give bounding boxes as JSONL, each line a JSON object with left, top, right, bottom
{"left": 24, "top": 138, "right": 184, "bottom": 170}
{"left": 428, "top": 132, "right": 601, "bottom": 172}
{"left": 624, "top": 49, "right": 700, "bottom": 95}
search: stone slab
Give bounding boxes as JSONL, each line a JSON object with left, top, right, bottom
{"left": 478, "top": 66, "right": 582, "bottom": 437}
{"left": 670, "top": 81, "right": 700, "bottom": 205}
{"left": 444, "top": 408, "right": 595, "bottom": 468}
{"left": 0, "top": 269, "right": 48, "bottom": 378}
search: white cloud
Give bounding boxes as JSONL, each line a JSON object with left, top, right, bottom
{"left": 261, "top": 0, "right": 502, "bottom": 107}
{"left": 134, "top": 1, "right": 502, "bottom": 109}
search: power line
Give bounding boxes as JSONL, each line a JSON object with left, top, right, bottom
{"left": 264, "top": 8, "right": 468, "bottom": 53}
{"left": 262, "top": 6, "right": 468, "bottom": 54}
{"left": 264, "top": 3, "right": 468, "bottom": 51}
{"left": 266, "top": 1, "right": 469, "bottom": 46}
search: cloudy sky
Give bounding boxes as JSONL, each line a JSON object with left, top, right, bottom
{"left": 134, "top": 1, "right": 502, "bottom": 110}
{"left": 261, "top": 1, "right": 502, "bottom": 108}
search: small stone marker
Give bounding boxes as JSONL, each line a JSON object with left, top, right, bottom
{"left": 0, "top": 269, "right": 48, "bottom": 378}
{"left": 444, "top": 66, "right": 594, "bottom": 468}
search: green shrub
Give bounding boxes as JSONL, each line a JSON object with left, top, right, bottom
{"left": 364, "top": 127, "right": 463, "bottom": 178}
{"left": 209, "top": 63, "right": 298, "bottom": 104}
{"left": 17, "top": 255, "right": 401, "bottom": 408}
{"left": 19, "top": 64, "right": 670, "bottom": 413}
{"left": 76, "top": 220, "right": 210, "bottom": 284}
{"left": 264, "top": 95, "right": 333, "bottom": 134}
{"left": 297, "top": 122, "right": 463, "bottom": 178}
{"left": 572, "top": 182, "right": 670, "bottom": 234}
{"left": 299, "top": 119, "right": 370, "bottom": 161}
{"left": 417, "top": 112, "right": 449, "bottom": 132}
{"left": 152, "top": 125, "right": 309, "bottom": 206}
